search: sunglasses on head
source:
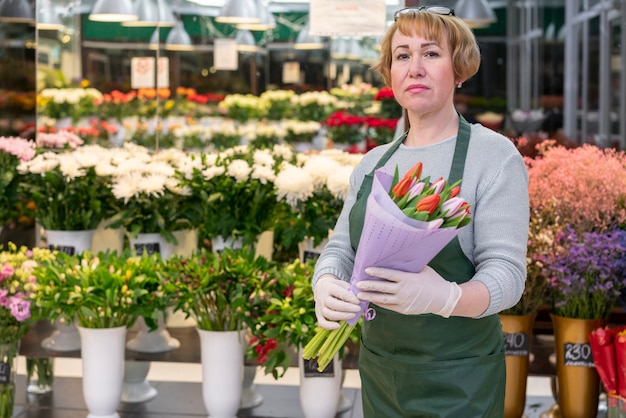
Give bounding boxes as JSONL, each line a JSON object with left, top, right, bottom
{"left": 393, "top": 6, "right": 455, "bottom": 21}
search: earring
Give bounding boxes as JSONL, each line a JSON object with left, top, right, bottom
{"left": 457, "top": 82, "right": 463, "bottom": 88}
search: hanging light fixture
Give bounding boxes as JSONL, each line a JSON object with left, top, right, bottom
{"left": 149, "top": 27, "right": 161, "bottom": 50}
{"left": 345, "top": 37, "right": 362, "bottom": 61}
{"left": 37, "top": 0, "right": 64, "bottom": 30}
{"left": 331, "top": 37, "right": 348, "bottom": 59}
{"left": 216, "top": 0, "right": 260, "bottom": 25}
{"left": 0, "top": 0, "right": 35, "bottom": 24}
{"left": 89, "top": 0, "right": 137, "bottom": 22}
{"left": 235, "top": 29, "right": 258, "bottom": 53}
{"left": 294, "top": 19, "right": 324, "bottom": 50}
{"left": 123, "top": 0, "right": 176, "bottom": 27}
{"left": 165, "top": 18, "right": 194, "bottom": 51}
{"left": 236, "top": 0, "right": 275, "bottom": 31}
{"left": 454, "top": 0, "right": 496, "bottom": 28}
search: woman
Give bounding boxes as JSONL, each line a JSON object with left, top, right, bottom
{"left": 312, "top": 6, "right": 529, "bottom": 417}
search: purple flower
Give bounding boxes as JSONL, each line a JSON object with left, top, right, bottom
{"left": 8, "top": 293, "right": 31, "bottom": 321}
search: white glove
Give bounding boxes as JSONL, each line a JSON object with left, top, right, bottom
{"left": 314, "top": 275, "right": 362, "bottom": 330}
{"left": 355, "top": 266, "right": 462, "bottom": 318}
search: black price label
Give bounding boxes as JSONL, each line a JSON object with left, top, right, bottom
{"left": 302, "top": 250, "right": 321, "bottom": 263}
{"left": 563, "top": 342, "right": 595, "bottom": 367}
{"left": 0, "top": 361, "right": 11, "bottom": 384}
{"left": 134, "top": 242, "right": 160, "bottom": 256}
{"left": 503, "top": 332, "right": 529, "bottom": 356}
{"left": 49, "top": 244, "right": 76, "bottom": 256}
{"left": 303, "top": 358, "right": 335, "bottom": 378}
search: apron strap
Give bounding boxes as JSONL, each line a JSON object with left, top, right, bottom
{"left": 349, "top": 114, "right": 471, "bottom": 251}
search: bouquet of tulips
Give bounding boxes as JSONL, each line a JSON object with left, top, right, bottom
{"left": 303, "top": 162, "right": 472, "bottom": 371}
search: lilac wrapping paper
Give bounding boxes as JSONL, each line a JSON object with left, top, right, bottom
{"left": 346, "top": 167, "right": 463, "bottom": 326}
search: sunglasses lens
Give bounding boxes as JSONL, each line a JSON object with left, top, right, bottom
{"left": 393, "top": 6, "right": 455, "bottom": 21}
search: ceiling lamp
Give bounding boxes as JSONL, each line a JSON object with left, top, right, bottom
{"left": 454, "top": 0, "right": 496, "bottom": 28}
{"left": 37, "top": 0, "right": 64, "bottom": 30}
{"left": 331, "top": 37, "right": 348, "bottom": 59}
{"left": 235, "top": 29, "right": 258, "bottom": 53}
{"left": 165, "top": 19, "right": 194, "bottom": 51}
{"left": 216, "top": 0, "right": 260, "bottom": 25}
{"left": 345, "top": 38, "right": 362, "bottom": 61}
{"left": 0, "top": 0, "right": 35, "bottom": 24}
{"left": 237, "top": 0, "right": 275, "bottom": 31}
{"left": 123, "top": 0, "right": 176, "bottom": 27}
{"left": 294, "top": 19, "right": 324, "bottom": 50}
{"left": 149, "top": 28, "right": 161, "bottom": 49}
{"left": 89, "top": 0, "right": 137, "bottom": 22}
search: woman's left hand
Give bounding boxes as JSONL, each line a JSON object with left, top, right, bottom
{"left": 356, "top": 266, "right": 462, "bottom": 318}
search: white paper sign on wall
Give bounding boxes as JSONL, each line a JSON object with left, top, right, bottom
{"left": 214, "top": 38, "right": 238, "bottom": 71}
{"left": 131, "top": 57, "right": 169, "bottom": 89}
{"left": 310, "top": 0, "right": 387, "bottom": 37}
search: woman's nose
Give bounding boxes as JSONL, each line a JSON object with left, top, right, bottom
{"left": 408, "top": 57, "right": 425, "bottom": 77}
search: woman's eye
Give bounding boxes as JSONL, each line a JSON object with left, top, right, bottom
{"left": 395, "top": 52, "right": 410, "bottom": 60}
{"left": 424, "top": 51, "right": 440, "bottom": 57}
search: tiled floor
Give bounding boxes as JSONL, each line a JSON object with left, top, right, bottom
{"left": 11, "top": 356, "right": 595, "bottom": 418}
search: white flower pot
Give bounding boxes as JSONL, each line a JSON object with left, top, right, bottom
{"left": 45, "top": 229, "right": 95, "bottom": 256}
{"left": 298, "top": 346, "right": 342, "bottom": 418}
{"left": 91, "top": 220, "right": 124, "bottom": 254}
{"left": 197, "top": 329, "right": 244, "bottom": 418}
{"left": 78, "top": 325, "right": 126, "bottom": 418}
{"left": 298, "top": 237, "right": 330, "bottom": 263}
{"left": 240, "top": 364, "right": 263, "bottom": 409}
{"left": 126, "top": 314, "right": 180, "bottom": 353}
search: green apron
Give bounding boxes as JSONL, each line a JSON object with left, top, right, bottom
{"left": 349, "top": 116, "right": 505, "bottom": 418}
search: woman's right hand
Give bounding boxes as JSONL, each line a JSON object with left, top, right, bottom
{"left": 313, "top": 275, "right": 361, "bottom": 330}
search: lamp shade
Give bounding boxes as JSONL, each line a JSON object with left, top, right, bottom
{"left": 294, "top": 19, "right": 324, "bottom": 50}
{"left": 216, "top": 0, "right": 260, "bottom": 24}
{"left": 236, "top": 0, "right": 275, "bottom": 31}
{"left": 37, "top": 0, "right": 64, "bottom": 30}
{"left": 235, "top": 29, "right": 258, "bottom": 52}
{"left": 123, "top": 0, "right": 176, "bottom": 27}
{"left": 454, "top": 0, "right": 496, "bottom": 28}
{"left": 165, "top": 20, "right": 194, "bottom": 51}
{"left": 0, "top": 0, "right": 34, "bottom": 23}
{"left": 89, "top": 0, "right": 137, "bottom": 22}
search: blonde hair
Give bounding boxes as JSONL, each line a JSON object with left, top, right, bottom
{"left": 371, "top": 10, "right": 481, "bottom": 87}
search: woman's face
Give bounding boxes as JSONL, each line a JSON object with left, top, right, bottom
{"left": 390, "top": 29, "right": 457, "bottom": 116}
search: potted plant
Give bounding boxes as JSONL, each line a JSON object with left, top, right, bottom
{"left": 180, "top": 146, "right": 284, "bottom": 249}
{"left": 0, "top": 243, "right": 55, "bottom": 417}
{"left": 159, "top": 246, "right": 273, "bottom": 417}
{"left": 0, "top": 136, "right": 36, "bottom": 228}
{"left": 30, "top": 249, "right": 164, "bottom": 418}
{"left": 17, "top": 145, "right": 117, "bottom": 253}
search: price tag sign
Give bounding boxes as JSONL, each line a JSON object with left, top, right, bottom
{"left": 563, "top": 342, "right": 595, "bottom": 367}
{"left": 302, "top": 250, "right": 321, "bottom": 263}
{"left": 303, "top": 358, "right": 335, "bottom": 378}
{"left": 49, "top": 244, "right": 76, "bottom": 256}
{"left": 134, "top": 242, "right": 161, "bottom": 256}
{"left": 0, "top": 361, "right": 11, "bottom": 384}
{"left": 503, "top": 332, "right": 529, "bottom": 356}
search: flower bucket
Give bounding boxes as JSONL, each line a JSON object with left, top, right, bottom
{"left": 197, "top": 329, "right": 244, "bottom": 418}
{"left": 41, "top": 317, "right": 81, "bottom": 352}
{"left": 128, "top": 232, "right": 175, "bottom": 260}
{"left": 500, "top": 313, "right": 536, "bottom": 418}
{"left": 0, "top": 339, "right": 19, "bottom": 418}
{"left": 551, "top": 314, "right": 606, "bottom": 418}
{"left": 26, "top": 357, "right": 54, "bottom": 394}
{"left": 78, "top": 325, "right": 126, "bottom": 418}
{"left": 121, "top": 361, "right": 157, "bottom": 404}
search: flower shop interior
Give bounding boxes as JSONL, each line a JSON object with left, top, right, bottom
{"left": 0, "top": 0, "right": 625, "bottom": 417}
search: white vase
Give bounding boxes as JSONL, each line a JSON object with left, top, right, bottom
{"left": 55, "top": 117, "right": 72, "bottom": 130}
{"left": 91, "top": 219, "right": 124, "bottom": 254}
{"left": 77, "top": 325, "right": 127, "bottom": 418}
{"left": 197, "top": 329, "right": 244, "bottom": 418}
{"left": 41, "top": 317, "right": 81, "bottom": 352}
{"left": 126, "top": 314, "right": 180, "bottom": 353}
{"left": 45, "top": 229, "right": 95, "bottom": 256}
{"left": 298, "top": 346, "right": 342, "bottom": 418}
{"left": 121, "top": 361, "right": 158, "bottom": 404}
{"left": 212, "top": 235, "right": 243, "bottom": 253}
{"left": 240, "top": 364, "right": 263, "bottom": 409}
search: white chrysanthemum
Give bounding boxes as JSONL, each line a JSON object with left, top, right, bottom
{"left": 252, "top": 149, "right": 275, "bottom": 167}
{"left": 18, "top": 154, "right": 59, "bottom": 174}
{"left": 295, "top": 152, "right": 310, "bottom": 166}
{"left": 302, "top": 156, "right": 342, "bottom": 190}
{"left": 95, "top": 160, "right": 117, "bottom": 177}
{"left": 275, "top": 164, "right": 314, "bottom": 207}
{"left": 260, "top": 89, "right": 295, "bottom": 102}
{"left": 165, "top": 178, "right": 191, "bottom": 196}
{"left": 227, "top": 159, "right": 252, "bottom": 183}
{"left": 144, "top": 161, "right": 176, "bottom": 178}
{"left": 58, "top": 155, "right": 86, "bottom": 179}
{"left": 177, "top": 155, "right": 203, "bottom": 179}
{"left": 202, "top": 165, "right": 226, "bottom": 180}
{"left": 326, "top": 165, "right": 354, "bottom": 201}
{"left": 137, "top": 173, "right": 168, "bottom": 197}
{"left": 282, "top": 120, "right": 321, "bottom": 134}
{"left": 72, "top": 148, "right": 101, "bottom": 168}
{"left": 251, "top": 163, "right": 276, "bottom": 184}
{"left": 111, "top": 172, "right": 144, "bottom": 203}
{"left": 271, "top": 144, "right": 293, "bottom": 161}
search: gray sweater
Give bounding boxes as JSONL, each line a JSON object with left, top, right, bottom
{"left": 313, "top": 124, "right": 529, "bottom": 318}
